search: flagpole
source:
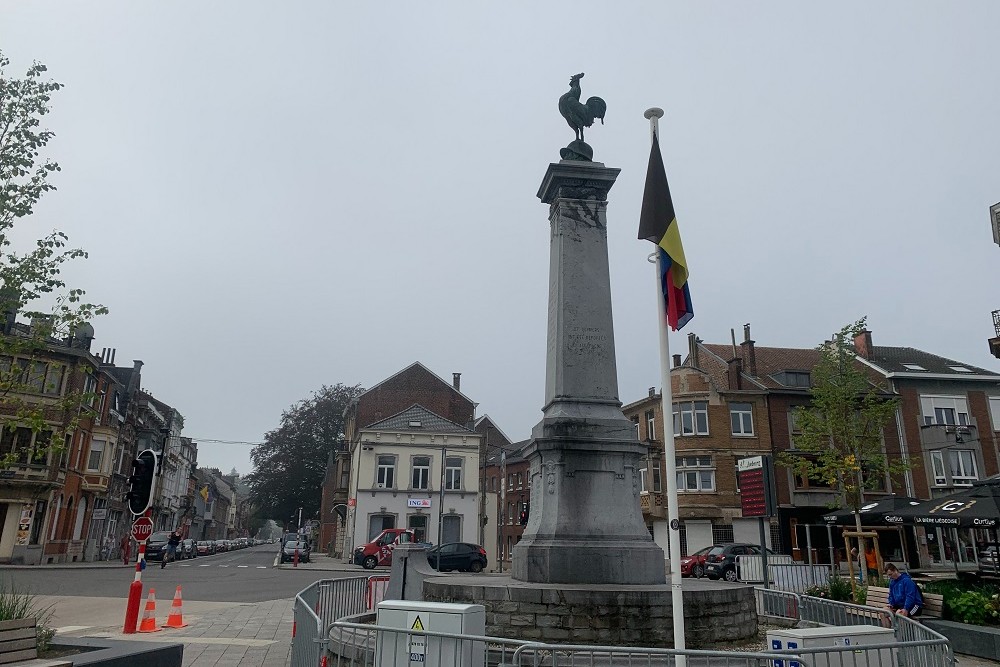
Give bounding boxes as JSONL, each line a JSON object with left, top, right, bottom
{"left": 644, "top": 106, "right": 686, "bottom": 661}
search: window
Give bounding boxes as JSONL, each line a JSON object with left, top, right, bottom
{"left": 367, "top": 514, "right": 395, "bottom": 541}
{"left": 29, "top": 500, "right": 46, "bottom": 545}
{"left": 445, "top": 457, "right": 462, "bottom": 490}
{"left": 930, "top": 452, "right": 947, "bottom": 486}
{"left": 515, "top": 472, "right": 522, "bottom": 489}
{"left": 712, "top": 523, "right": 735, "bottom": 544}
{"left": 645, "top": 410, "right": 656, "bottom": 440}
{"left": 442, "top": 515, "right": 461, "bottom": 543}
{"left": 676, "top": 455, "right": 715, "bottom": 492}
{"left": 651, "top": 463, "right": 662, "bottom": 493}
{"left": 673, "top": 402, "right": 709, "bottom": 436}
{"left": 408, "top": 514, "right": 427, "bottom": 543}
{"left": 490, "top": 476, "right": 496, "bottom": 492}
{"left": 920, "top": 396, "right": 970, "bottom": 426}
{"left": 639, "top": 466, "right": 648, "bottom": 493}
{"left": 949, "top": 450, "right": 978, "bottom": 486}
{"left": 1, "top": 428, "right": 50, "bottom": 465}
{"left": 730, "top": 403, "right": 754, "bottom": 436}
{"left": 948, "top": 366, "right": 973, "bottom": 373}
{"left": 631, "top": 416, "right": 640, "bottom": 439}
{"left": 902, "top": 364, "right": 927, "bottom": 371}
{"left": 507, "top": 474, "right": 513, "bottom": 489}
{"left": 411, "top": 456, "right": 430, "bottom": 490}
{"left": 340, "top": 469, "right": 350, "bottom": 489}
{"left": 990, "top": 397, "right": 1000, "bottom": 432}
{"left": 772, "top": 371, "right": 811, "bottom": 387}
{"left": 87, "top": 439, "right": 105, "bottom": 472}
{"left": 376, "top": 455, "right": 395, "bottom": 488}
{"left": 507, "top": 502, "right": 515, "bottom": 524}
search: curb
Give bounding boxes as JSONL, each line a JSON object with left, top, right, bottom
{"left": 0, "top": 564, "right": 134, "bottom": 571}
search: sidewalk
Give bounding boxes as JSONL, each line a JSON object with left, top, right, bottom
{"left": 0, "top": 559, "right": 133, "bottom": 571}
{"left": 49, "top": 596, "right": 292, "bottom": 667}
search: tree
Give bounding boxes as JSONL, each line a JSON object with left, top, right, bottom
{"left": 0, "top": 51, "right": 106, "bottom": 466}
{"left": 779, "top": 318, "right": 908, "bottom": 585}
{"left": 246, "top": 383, "right": 363, "bottom": 530}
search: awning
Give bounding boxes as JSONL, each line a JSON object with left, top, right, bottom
{"left": 822, "top": 496, "right": 923, "bottom": 526}
{"left": 883, "top": 478, "right": 1000, "bottom": 528}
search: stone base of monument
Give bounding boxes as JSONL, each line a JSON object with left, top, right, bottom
{"left": 423, "top": 575, "right": 757, "bottom": 647}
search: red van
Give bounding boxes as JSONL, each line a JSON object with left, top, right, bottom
{"left": 353, "top": 528, "right": 416, "bottom": 569}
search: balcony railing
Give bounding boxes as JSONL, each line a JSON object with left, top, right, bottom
{"left": 639, "top": 491, "right": 666, "bottom": 519}
{"left": 919, "top": 423, "right": 979, "bottom": 450}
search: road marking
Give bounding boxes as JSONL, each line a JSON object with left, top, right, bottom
{"left": 237, "top": 565, "right": 248, "bottom": 568}
{"left": 180, "top": 564, "right": 191, "bottom": 567}
{"left": 256, "top": 566, "right": 266, "bottom": 569}
{"left": 219, "top": 565, "right": 229, "bottom": 567}
{"left": 199, "top": 564, "right": 210, "bottom": 567}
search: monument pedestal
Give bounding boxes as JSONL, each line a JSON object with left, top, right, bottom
{"left": 511, "top": 160, "right": 665, "bottom": 585}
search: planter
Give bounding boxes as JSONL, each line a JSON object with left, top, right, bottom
{"left": 924, "top": 619, "right": 1000, "bottom": 661}
{"left": 0, "top": 617, "right": 40, "bottom": 663}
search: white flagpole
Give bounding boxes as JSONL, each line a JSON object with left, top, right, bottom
{"left": 644, "top": 106, "right": 686, "bottom": 662}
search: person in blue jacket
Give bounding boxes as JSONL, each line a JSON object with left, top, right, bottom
{"left": 885, "top": 563, "right": 923, "bottom": 617}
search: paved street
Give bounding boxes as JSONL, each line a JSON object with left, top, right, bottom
{"left": 1, "top": 545, "right": 369, "bottom": 666}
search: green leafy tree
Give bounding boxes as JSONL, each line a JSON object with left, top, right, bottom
{"left": 0, "top": 51, "right": 106, "bottom": 466}
{"left": 246, "top": 383, "right": 363, "bottom": 530}
{"left": 779, "top": 318, "right": 908, "bottom": 578}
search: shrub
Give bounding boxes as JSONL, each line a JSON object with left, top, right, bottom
{"left": 922, "top": 579, "right": 1000, "bottom": 626}
{"left": 805, "top": 576, "right": 855, "bottom": 602}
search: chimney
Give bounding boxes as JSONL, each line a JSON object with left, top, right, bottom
{"left": 452, "top": 373, "right": 461, "bottom": 391}
{"left": 740, "top": 323, "right": 757, "bottom": 376}
{"left": 727, "top": 357, "right": 743, "bottom": 390}
{"left": 687, "top": 332, "right": 700, "bottom": 369}
{"left": 648, "top": 386, "right": 656, "bottom": 397}
{"left": 672, "top": 354, "right": 682, "bottom": 368}
{"left": 854, "top": 330, "right": 874, "bottom": 360}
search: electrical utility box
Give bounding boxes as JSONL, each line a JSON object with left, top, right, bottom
{"left": 375, "top": 600, "right": 485, "bottom": 667}
{"left": 767, "top": 626, "right": 896, "bottom": 667}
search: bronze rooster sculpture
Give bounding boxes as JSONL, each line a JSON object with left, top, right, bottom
{"left": 558, "top": 73, "right": 607, "bottom": 142}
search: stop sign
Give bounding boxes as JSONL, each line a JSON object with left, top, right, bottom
{"left": 131, "top": 517, "right": 154, "bottom": 542}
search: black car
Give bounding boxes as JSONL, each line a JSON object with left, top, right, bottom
{"left": 280, "top": 540, "right": 311, "bottom": 563}
{"left": 704, "top": 543, "right": 775, "bottom": 582}
{"left": 181, "top": 539, "right": 196, "bottom": 559}
{"left": 144, "top": 531, "right": 171, "bottom": 561}
{"left": 426, "top": 543, "right": 487, "bottom": 573}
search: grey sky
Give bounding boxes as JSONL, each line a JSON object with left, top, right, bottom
{"left": 3, "top": 2, "right": 998, "bottom": 474}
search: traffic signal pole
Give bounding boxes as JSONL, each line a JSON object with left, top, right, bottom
{"left": 123, "top": 509, "right": 152, "bottom": 634}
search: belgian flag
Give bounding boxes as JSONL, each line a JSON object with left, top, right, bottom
{"left": 637, "top": 133, "right": 693, "bottom": 331}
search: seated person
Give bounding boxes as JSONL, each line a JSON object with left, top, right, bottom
{"left": 884, "top": 563, "right": 923, "bottom": 617}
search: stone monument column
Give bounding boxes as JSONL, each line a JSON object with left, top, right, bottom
{"left": 511, "top": 161, "right": 667, "bottom": 585}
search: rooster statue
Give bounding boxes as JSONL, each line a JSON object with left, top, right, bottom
{"left": 558, "top": 73, "right": 607, "bottom": 161}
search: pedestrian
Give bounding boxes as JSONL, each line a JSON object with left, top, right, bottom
{"left": 163, "top": 530, "right": 181, "bottom": 569}
{"left": 865, "top": 544, "right": 879, "bottom": 583}
{"left": 884, "top": 563, "right": 923, "bottom": 618}
{"left": 121, "top": 534, "right": 131, "bottom": 565}
{"left": 850, "top": 547, "right": 863, "bottom": 584}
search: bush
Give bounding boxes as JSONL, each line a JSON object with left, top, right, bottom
{"left": 922, "top": 579, "right": 1000, "bottom": 626}
{"left": 805, "top": 576, "right": 855, "bottom": 602}
{"left": 0, "top": 578, "right": 54, "bottom": 651}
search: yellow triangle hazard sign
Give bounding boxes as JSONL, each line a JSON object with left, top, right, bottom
{"left": 411, "top": 616, "right": 424, "bottom": 631}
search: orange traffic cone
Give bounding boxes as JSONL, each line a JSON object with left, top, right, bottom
{"left": 163, "top": 586, "right": 188, "bottom": 629}
{"left": 138, "top": 589, "right": 161, "bottom": 633}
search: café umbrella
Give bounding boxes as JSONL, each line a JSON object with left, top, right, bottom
{"left": 822, "top": 496, "right": 923, "bottom": 526}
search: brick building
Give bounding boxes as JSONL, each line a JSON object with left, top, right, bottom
{"left": 483, "top": 440, "right": 529, "bottom": 568}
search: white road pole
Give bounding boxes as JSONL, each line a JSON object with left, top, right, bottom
{"left": 645, "top": 106, "right": 686, "bottom": 662}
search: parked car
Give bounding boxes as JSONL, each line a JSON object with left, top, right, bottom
{"left": 145, "top": 532, "right": 171, "bottom": 561}
{"left": 704, "top": 543, "right": 775, "bottom": 582}
{"left": 196, "top": 540, "right": 215, "bottom": 556}
{"left": 426, "top": 543, "right": 488, "bottom": 573}
{"left": 979, "top": 546, "right": 999, "bottom": 574}
{"left": 181, "top": 539, "right": 196, "bottom": 559}
{"left": 214, "top": 540, "right": 228, "bottom": 552}
{"left": 280, "top": 540, "right": 311, "bottom": 563}
{"left": 680, "top": 545, "right": 716, "bottom": 578}
{"left": 353, "top": 528, "right": 417, "bottom": 569}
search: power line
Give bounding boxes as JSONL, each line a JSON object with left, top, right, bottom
{"left": 186, "top": 437, "right": 265, "bottom": 446}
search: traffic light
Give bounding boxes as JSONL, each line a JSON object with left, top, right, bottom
{"left": 125, "top": 449, "right": 157, "bottom": 515}
{"left": 519, "top": 502, "right": 529, "bottom": 526}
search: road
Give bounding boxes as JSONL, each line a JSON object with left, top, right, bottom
{"left": 7, "top": 544, "right": 358, "bottom": 603}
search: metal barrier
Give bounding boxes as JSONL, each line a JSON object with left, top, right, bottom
{"left": 736, "top": 555, "right": 830, "bottom": 592}
{"left": 366, "top": 575, "right": 390, "bottom": 611}
{"left": 328, "top": 621, "right": 810, "bottom": 666}
{"left": 756, "top": 587, "right": 802, "bottom": 621}
{"left": 292, "top": 577, "right": 372, "bottom": 667}
{"left": 799, "top": 594, "right": 895, "bottom": 628}
{"left": 292, "top": 581, "right": 324, "bottom": 667}
{"left": 894, "top": 613, "right": 954, "bottom": 667}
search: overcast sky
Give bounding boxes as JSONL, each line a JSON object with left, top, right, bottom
{"left": 3, "top": 2, "right": 998, "bottom": 475}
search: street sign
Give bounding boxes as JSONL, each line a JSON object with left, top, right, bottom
{"left": 737, "top": 455, "right": 777, "bottom": 518}
{"left": 130, "top": 517, "right": 154, "bottom": 542}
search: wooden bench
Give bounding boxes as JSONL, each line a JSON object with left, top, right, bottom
{"left": 0, "top": 618, "right": 72, "bottom": 666}
{"left": 866, "top": 585, "right": 944, "bottom": 619}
